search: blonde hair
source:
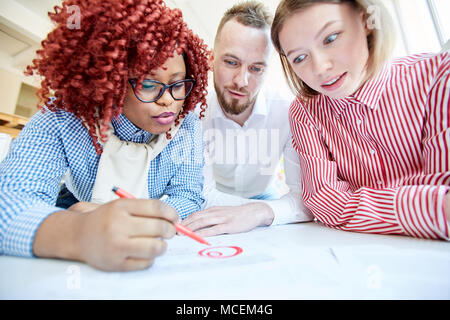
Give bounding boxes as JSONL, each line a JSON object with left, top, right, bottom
{"left": 271, "top": 0, "right": 395, "bottom": 98}
{"left": 215, "top": 1, "right": 273, "bottom": 46}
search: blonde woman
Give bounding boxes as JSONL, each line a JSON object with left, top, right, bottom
{"left": 271, "top": 0, "right": 449, "bottom": 239}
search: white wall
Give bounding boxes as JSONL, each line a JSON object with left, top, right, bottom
{"left": 0, "top": 0, "right": 55, "bottom": 114}
{"left": 0, "top": 68, "right": 22, "bottom": 114}
{"left": 0, "top": 0, "right": 447, "bottom": 115}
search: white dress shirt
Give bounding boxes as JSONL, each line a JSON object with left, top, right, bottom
{"left": 201, "top": 84, "right": 312, "bottom": 225}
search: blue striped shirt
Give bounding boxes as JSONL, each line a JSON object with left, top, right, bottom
{"left": 0, "top": 108, "right": 205, "bottom": 257}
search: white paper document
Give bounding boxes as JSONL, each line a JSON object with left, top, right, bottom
{"left": 0, "top": 133, "right": 12, "bottom": 162}
{"left": 330, "top": 245, "right": 450, "bottom": 299}
{"left": 1, "top": 224, "right": 449, "bottom": 299}
{"left": 1, "top": 226, "right": 343, "bottom": 299}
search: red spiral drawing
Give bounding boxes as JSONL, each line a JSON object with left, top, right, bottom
{"left": 198, "top": 246, "right": 243, "bottom": 259}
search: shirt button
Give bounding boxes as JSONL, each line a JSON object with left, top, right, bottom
{"left": 370, "top": 149, "right": 376, "bottom": 155}
{"left": 356, "top": 119, "right": 362, "bottom": 125}
{"left": 377, "top": 180, "right": 383, "bottom": 185}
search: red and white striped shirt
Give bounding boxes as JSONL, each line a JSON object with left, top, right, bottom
{"left": 290, "top": 53, "right": 449, "bottom": 240}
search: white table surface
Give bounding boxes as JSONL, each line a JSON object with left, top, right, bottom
{"left": 1, "top": 221, "right": 449, "bottom": 300}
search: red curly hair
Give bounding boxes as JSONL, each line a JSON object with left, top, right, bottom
{"left": 25, "top": 0, "right": 211, "bottom": 154}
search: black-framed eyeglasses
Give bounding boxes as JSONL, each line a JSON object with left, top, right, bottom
{"left": 128, "top": 78, "right": 195, "bottom": 103}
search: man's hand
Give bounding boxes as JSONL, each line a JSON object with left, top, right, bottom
{"left": 181, "top": 202, "right": 274, "bottom": 237}
{"left": 34, "top": 199, "right": 178, "bottom": 272}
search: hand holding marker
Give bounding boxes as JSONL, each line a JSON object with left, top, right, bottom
{"left": 112, "top": 186, "right": 210, "bottom": 246}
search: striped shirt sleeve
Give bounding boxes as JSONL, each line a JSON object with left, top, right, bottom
{"left": 395, "top": 53, "right": 450, "bottom": 239}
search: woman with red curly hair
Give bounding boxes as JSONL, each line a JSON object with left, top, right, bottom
{"left": 0, "top": 0, "right": 211, "bottom": 271}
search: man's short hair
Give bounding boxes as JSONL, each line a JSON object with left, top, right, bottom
{"left": 214, "top": 1, "right": 273, "bottom": 45}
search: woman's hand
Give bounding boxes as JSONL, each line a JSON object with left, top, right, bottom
{"left": 77, "top": 199, "right": 178, "bottom": 271}
{"left": 34, "top": 199, "right": 179, "bottom": 272}
{"left": 67, "top": 201, "right": 100, "bottom": 213}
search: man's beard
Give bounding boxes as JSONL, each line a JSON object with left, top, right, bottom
{"left": 214, "top": 82, "right": 256, "bottom": 116}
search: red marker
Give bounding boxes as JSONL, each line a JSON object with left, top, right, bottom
{"left": 173, "top": 223, "right": 211, "bottom": 246}
{"left": 112, "top": 186, "right": 210, "bottom": 246}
